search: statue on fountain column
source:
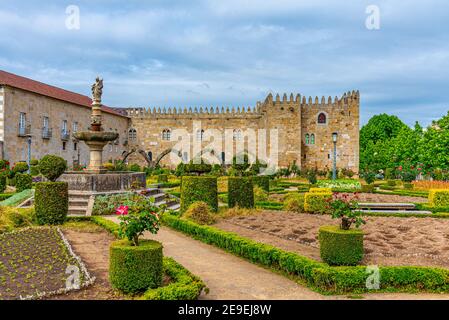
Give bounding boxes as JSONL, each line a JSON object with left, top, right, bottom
{"left": 91, "top": 77, "right": 103, "bottom": 104}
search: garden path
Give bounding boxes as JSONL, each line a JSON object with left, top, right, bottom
{"left": 105, "top": 216, "right": 449, "bottom": 300}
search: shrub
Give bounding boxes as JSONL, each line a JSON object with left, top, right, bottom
{"left": 115, "top": 197, "right": 163, "bottom": 246}
{"left": 15, "top": 173, "right": 32, "bottom": 192}
{"left": 30, "top": 159, "right": 39, "bottom": 166}
{"left": 385, "top": 168, "right": 395, "bottom": 180}
{"left": 0, "top": 207, "right": 35, "bottom": 233}
{"left": 0, "top": 174, "right": 6, "bottom": 193}
{"left": 307, "top": 170, "right": 317, "bottom": 184}
{"left": 387, "top": 180, "right": 397, "bottom": 187}
{"left": 128, "top": 164, "right": 142, "bottom": 172}
{"left": 283, "top": 193, "right": 305, "bottom": 213}
{"left": 35, "top": 182, "right": 68, "bottom": 225}
{"left": 228, "top": 177, "right": 254, "bottom": 209}
{"left": 184, "top": 161, "right": 212, "bottom": 175}
{"left": 362, "top": 171, "right": 376, "bottom": 185}
{"left": 103, "top": 162, "right": 115, "bottom": 171}
{"left": 429, "top": 189, "right": 449, "bottom": 208}
{"left": 157, "top": 174, "right": 169, "bottom": 183}
{"left": 309, "top": 187, "right": 332, "bottom": 193}
{"left": 0, "top": 160, "right": 10, "bottom": 171}
{"left": 39, "top": 155, "right": 67, "bottom": 181}
{"left": 181, "top": 176, "right": 218, "bottom": 212}
{"left": 403, "top": 182, "right": 413, "bottom": 190}
{"left": 316, "top": 180, "right": 361, "bottom": 191}
{"left": 182, "top": 202, "right": 216, "bottom": 225}
{"left": 253, "top": 186, "right": 268, "bottom": 202}
{"left": 401, "top": 172, "right": 416, "bottom": 183}
{"left": 328, "top": 193, "right": 365, "bottom": 230}
{"left": 109, "top": 239, "right": 163, "bottom": 294}
{"left": 30, "top": 165, "right": 40, "bottom": 176}
{"left": 304, "top": 192, "right": 332, "bottom": 214}
{"left": 361, "top": 184, "right": 375, "bottom": 193}
{"left": 12, "top": 162, "right": 29, "bottom": 176}
{"left": 252, "top": 176, "right": 270, "bottom": 192}
{"left": 319, "top": 225, "right": 364, "bottom": 266}
{"left": 142, "top": 257, "right": 206, "bottom": 300}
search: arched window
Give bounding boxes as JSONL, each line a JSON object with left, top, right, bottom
{"left": 305, "top": 134, "right": 310, "bottom": 145}
{"left": 233, "top": 129, "right": 242, "bottom": 141}
{"left": 196, "top": 129, "right": 205, "bottom": 141}
{"left": 162, "top": 129, "right": 171, "bottom": 141}
{"left": 311, "top": 134, "right": 315, "bottom": 145}
{"left": 318, "top": 113, "right": 327, "bottom": 124}
{"left": 128, "top": 128, "right": 137, "bottom": 142}
{"left": 148, "top": 151, "right": 153, "bottom": 162}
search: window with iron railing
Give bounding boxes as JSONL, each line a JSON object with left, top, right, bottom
{"left": 61, "top": 120, "right": 70, "bottom": 140}
{"left": 18, "top": 113, "right": 31, "bottom": 136}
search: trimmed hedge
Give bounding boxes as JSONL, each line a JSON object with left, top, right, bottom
{"left": 110, "top": 239, "right": 163, "bottom": 294}
{"left": 0, "top": 175, "right": 6, "bottom": 193}
{"left": 304, "top": 192, "right": 332, "bottom": 214}
{"left": 0, "top": 193, "right": 13, "bottom": 201}
{"left": 16, "top": 173, "right": 32, "bottom": 192}
{"left": 309, "top": 187, "right": 332, "bottom": 193}
{"left": 157, "top": 174, "right": 169, "bottom": 183}
{"left": 181, "top": 176, "right": 218, "bottom": 212}
{"left": 91, "top": 216, "right": 121, "bottom": 238}
{"left": 142, "top": 258, "right": 206, "bottom": 300}
{"left": 35, "top": 182, "right": 68, "bottom": 225}
{"left": 39, "top": 155, "right": 67, "bottom": 182}
{"left": 361, "top": 184, "right": 375, "bottom": 193}
{"left": 319, "top": 226, "right": 364, "bottom": 266}
{"left": 429, "top": 189, "right": 449, "bottom": 208}
{"left": 252, "top": 176, "right": 270, "bottom": 192}
{"left": 162, "top": 215, "right": 449, "bottom": 294}
{"left": 228, "top": 177, "right": 254, "bottom": 209}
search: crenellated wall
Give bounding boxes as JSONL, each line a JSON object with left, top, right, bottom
{"left": 125, "top": 91, "right": 360, "bottom": 172}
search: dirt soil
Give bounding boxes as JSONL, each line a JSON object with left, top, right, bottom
{"left": 46, "top": 225, "right": 124, "bottom": 300}
{"left": 215, "top": 211, "right": 449, "bottom": 269}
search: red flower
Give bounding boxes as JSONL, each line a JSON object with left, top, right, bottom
{"left": 116, "top": 205, "right": 129, "bottom": 216}
{"left": 398, "top": 166, "right": 403, "bottom": 171}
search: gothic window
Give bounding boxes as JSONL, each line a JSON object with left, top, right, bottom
{"left": 233, "top": 129, "right": 242, "bottom": 141}
{"left": 311, "top": 134, "right": 315, "bottom": 145}
{"left": 162, "top": 129, "right": 171, "bottom": 141}
{"left": 318, "top": 113, "right": 327, "bottom": 124}
{"left": 305, "top": 134, "right": 310, "bottom": 145}
{"left": 196, "top": 129, "right": 205, "bottom": 141}
{"left": 128, "top": 128, "right": 137, "bottom": 142}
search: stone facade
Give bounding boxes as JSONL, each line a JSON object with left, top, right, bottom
{"left": 125, "top": 91, "right": 360, "bottom": 173}
{"left": 0, "top": 86, "right": 129, "bottom": 167}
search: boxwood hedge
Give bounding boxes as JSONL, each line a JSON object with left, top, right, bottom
{"left": 318, "top": 226, "right": 364, "bottom": 266}
{"left": 0, "top": 174, "right": 6, "bottom": 193}
{"left": 15, "top": 173, "right": 32, "bottom": 193}
{"left": 181, "top": 176, "right": 218, "bottom": 212}
{"left": 142, "top": 257, "right": 206, "bottom": 300}
{"left": 110, "top": 239, "right": 163, "bottom": 294}
{"left": 35, "top": 182, "right": 68, "bottom": 225}
{"left": 252, "top": 176, "right": 270, "bottom": 192}
{"left": 228, "top": 177, "right": 254, "bottom": 208}
{"left": 162, "top": 215, "right": 449, "bottom": 294}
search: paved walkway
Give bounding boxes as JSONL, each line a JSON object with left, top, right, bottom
{"left": 105, "top": 216, "right": 449, "bottom": 300}
{"left": 106, "top": 216, "right": 325, "bottom": 300}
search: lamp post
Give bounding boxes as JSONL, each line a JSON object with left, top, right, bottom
{"left": 26, "top": 136, "right": 32, "bottom": 174}
{"left": 332, "top": 132, "right": 338, "bottom": 180}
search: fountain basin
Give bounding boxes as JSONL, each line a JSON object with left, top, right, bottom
{"left": 59, "top": 171, "right": 146, "bottom": 192}
{"left": 74, "top": 131, "right": 119, "bottom": 142}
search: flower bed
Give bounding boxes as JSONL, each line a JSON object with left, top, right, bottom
{"left": 316, "top": 179, "right": 362, "bottom": 191}
{"left": 413, "top": 181, "right": 449, "bottom": 190}
{"left": 162, "top": 215, "right": 449, "bottom": 294}
{"left": 0, "top": 227, "right": 94, "bottom": 300}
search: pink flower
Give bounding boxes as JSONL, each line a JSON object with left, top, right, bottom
{"left": 116, "top": 205, "right": 129, "bottom": 216}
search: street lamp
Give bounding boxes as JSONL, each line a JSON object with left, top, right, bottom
{"left": 332, "top": 132, "right": 338, "bottom": 180}
{"left": 26, "top": 136, "right": 32, "bottom": 174}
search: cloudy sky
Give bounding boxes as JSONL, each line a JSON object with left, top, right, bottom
{"left": 1, "top": 0, "right": 448, "bottom": 126}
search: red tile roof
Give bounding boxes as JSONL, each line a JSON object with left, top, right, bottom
{"left": 0, "top": 70, "right": 127, "bottom": 118}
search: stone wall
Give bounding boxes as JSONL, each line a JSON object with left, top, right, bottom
{"left": 126, "top": 91, "right": 360, "bottom": 173}
{"left": 2, "top": 86, "right": 130, "bottom": 166}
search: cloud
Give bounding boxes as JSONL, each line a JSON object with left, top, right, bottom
{"left": 0, "top": 1, "right": 448, "bottom": 127}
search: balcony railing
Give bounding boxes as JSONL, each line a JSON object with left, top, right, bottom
{"left": 42, "top": 127, "right": 52, "bottom": 139}
{"left": 61, "top": 130, "right": 71, "bottom": 141}
{"left": 18, "top": 124, "right": 31, "bottom": 137}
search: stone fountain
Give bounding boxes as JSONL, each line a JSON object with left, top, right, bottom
{"left": 59, "top": 78, "right": 146, "bottom": 193}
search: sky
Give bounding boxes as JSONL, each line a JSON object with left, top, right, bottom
{"left": 0, "top": 0, "right": 448, "bottom": 127}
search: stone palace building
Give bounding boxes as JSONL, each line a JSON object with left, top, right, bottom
{"left": 0, "top": 70, "right": 359, "bottom": 173}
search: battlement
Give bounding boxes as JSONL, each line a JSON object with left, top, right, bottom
{"left": 125, "top": 105, "right": 262, "bottom": 118}
{"left": 262, "top": 90, "right": 359, "bottom": 109}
